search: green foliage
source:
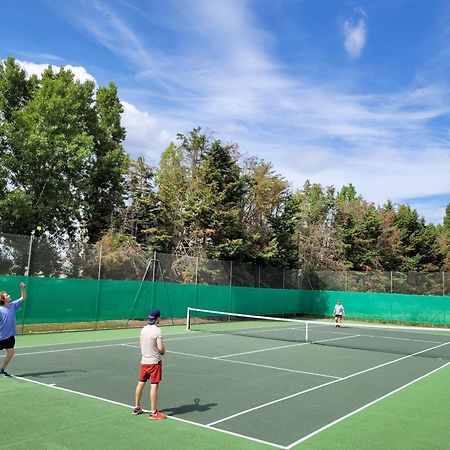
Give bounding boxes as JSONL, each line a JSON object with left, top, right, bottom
{"left": 84, "top": 83, "right": 129, "bottom": 242}
{"left": 393, "top": 205, "right": 443, "bottom": 271}
{"left": 118, "top": 157, "right": 171, "bottom": 252}
{"left": 335, "top": 193, "right": 383, "bottom": 271}
{"left": 0, "top": 58, "right": 128, "bottom": 239}
{"left": 181, "top": 134, "right": 248, "bottom": 259}
{"left": 1, "top": 58, "right": 448, "bottom": 274}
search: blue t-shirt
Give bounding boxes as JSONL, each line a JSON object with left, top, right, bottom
{"left": 0, "top": 300, "right": 23, "bottom": 340}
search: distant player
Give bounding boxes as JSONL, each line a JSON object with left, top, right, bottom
{"left": 333, "top": 299, "right": 345, "bottom": 327}
{"left": 132, "top": 308, "right": 167, "bottom": 419}
{"left": 0, "top": 282, "right": 27, "bottom": 377}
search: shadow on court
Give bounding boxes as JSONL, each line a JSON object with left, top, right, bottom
{"left": 162, "top": 401, "right": 218, "bottom": 416}
{"left": 17, "top": 369, "right": 88, "bottom": 378}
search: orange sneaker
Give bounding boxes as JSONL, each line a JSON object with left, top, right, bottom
{"left": 149, "top": 411, "right": 167, "bottom": 420}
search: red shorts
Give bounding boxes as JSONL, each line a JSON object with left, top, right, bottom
{"left": 139, "top": 361, "right": 162, "bottom": 383}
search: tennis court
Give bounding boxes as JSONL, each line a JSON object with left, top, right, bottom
{"left": 2, "top": 311, "right": 450, "bottom": 449}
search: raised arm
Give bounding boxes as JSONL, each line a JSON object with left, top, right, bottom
{"left": 19, "top": 282, "right": 27, "bottom": 301}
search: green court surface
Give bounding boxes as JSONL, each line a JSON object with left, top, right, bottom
{"left": 1, "top": 324, "right": 450, "bottom": 449}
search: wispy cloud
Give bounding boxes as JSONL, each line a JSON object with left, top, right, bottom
{"left": 31, "top": 0, "right": 450, "bottom": 222}
{"left": 15, "top": 51, "right": 64, "bottom": 62}
{"left": 343, "top": 18, "right": 367, "bottom": 58}
{"left": 341, "top": 4, "right": 367, "bottom": 59}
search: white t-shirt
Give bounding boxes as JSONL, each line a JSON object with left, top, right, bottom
{"left": 334, "top": 304, "right": 345, "bottom": 316}
{"left": 140, "top": 324, "right": 163, "bottom": 364}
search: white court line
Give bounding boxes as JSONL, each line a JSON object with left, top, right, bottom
{"left": 217, "top": 358, "right": 341, "bottom": 379}
{"left": 164, "top": 349, "right": 341, "bottom": 379}
{"left": 15, "top": 343, "right": 128, "bottom": 356}
{"left": 12, "top": 376, "right": 284, "bottom": 449}
{"left": 285, "top": 360, "right": 450, "bottom": 449}
{"left": 214, "top": 341, "right": 309, "bottom": 358}
{"left": 206, "top": 340, "right": 450, "bottom": 427}
{"left": 212, "top": 334, "right": 358, "bottom": 359}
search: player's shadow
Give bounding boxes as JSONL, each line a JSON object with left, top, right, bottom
{"left": 17, "top": 370, "right": 87, "bottom": 378}
{"left": 162, "top": 401, "right": 218, "bottom": 416}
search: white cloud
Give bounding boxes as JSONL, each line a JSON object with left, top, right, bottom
{"left": 343, "top": 18, "right": 367, "bottom": 58}
{"left": 121, "top": 101, "right": 173, "bottom": 163}
{"left": 15, "top": 59, "right": 97, "bottom": 84}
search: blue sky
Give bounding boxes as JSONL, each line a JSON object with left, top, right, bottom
{"left": 1, "top": 0, "right": 450, "bottom": 224}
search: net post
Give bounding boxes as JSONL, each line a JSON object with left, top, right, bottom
{"left": 305, "top": 321, "right": 309, "bottom": 342}
{"left": 186, "top": 307, "right": 191, "bottom": 331}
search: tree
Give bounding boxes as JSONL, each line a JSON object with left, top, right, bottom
{"left": 156, "top": 141, "right": 192, "bottom": 252}
{"left": 84, "top": 82, "right": 129, "bottom": 242}
{"left": 377, "top": 201, "right": 402, "bottom": 270}
{"left": 443, "top": 203, "right": 450, "bottom": 236}
{"left": 334, "top": 185, "right": 384, "bottom": 271}
{"left": 0, "top": 58, "right": 128, "bottom": 240}
{"left": 156, "top": 128, "right": 247, "bottom": 259}
{"left": 118, "top": 156, "right": 170, "bottom": 251}
{"left": 393, "top": 205, "right": 443, "bottom": 271}
{"left": 1, "top": 65, "right": 95, "bottom": 235}
{"left": 294, "top": 181, "right": 343, "bottom": 271}
{"left": 240, "top": 157, "right": 293, "bottom": 264}
{"left": 181, "top": 136, "right": 248, "bottom": 259}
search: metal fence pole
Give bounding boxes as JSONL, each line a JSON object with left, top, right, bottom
{"left": 195, "top": 256, "right": 199, "bottom": 285}
{"left": 94, "top": 243, "right": 103, "bottom": 330}
{"left": 152, "top": 251, "right": 157, "bottom": 282}
{"left": 390, "top": 271, "right": 393, "bottom": 293}
{"left": 195, "top": 256, "right": 199, "bottom": 310}
{"left": 21, "top": 231, "right": 35, "bottom": 334}
{"left": 229, "top": 260, "right": 233, "bottom": 314}
{"left": 443, "top": 272, "right": 445, "bottom": 297}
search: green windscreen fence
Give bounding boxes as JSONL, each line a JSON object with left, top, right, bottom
{"left": 1, "top": 275, "right": 449, "bottom": 328}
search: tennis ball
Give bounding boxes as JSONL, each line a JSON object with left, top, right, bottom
{"left": 36, "top": 226, "right": 42, "bottom": 231}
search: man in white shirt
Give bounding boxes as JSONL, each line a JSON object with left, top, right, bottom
{"left": 333, "top": 299, "right": 345, "bottom": 327}
{"left": 132, "top": 308, "right": 166, "bottom": 419}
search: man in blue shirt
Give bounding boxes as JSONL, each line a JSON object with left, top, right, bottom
{"left": 0, "top": 282, "right": 27, "bottom": 377}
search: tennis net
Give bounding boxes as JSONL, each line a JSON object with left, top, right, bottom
{"left": 186, "top": 307, "right": 450, "bottom": 360}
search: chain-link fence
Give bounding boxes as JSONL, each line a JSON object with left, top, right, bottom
{"left": 0, "top": 232, "right": 448, "bottom": 296}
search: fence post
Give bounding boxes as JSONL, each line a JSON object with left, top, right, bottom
{"left": 390, "top": 271, "right": 393, "bottom": 293}
{"left": 195, "top": 256, "right": 199, "bottom": 285}
{"left": 21, "top": 231, "right": 35, "bottom": 334}
{"left": 94, "top": 243, "right": 103, "bottom": 330}
{"left": 282, "top": 268, "right": 285, "bottom": 290}
{"left": 195, "top": 256, "right": 199, "bottom": 310}
{"left": 152, "top": 251, "right": 157, "bottom": 282}
{"left": 443, "top": 272, "right": 445, "bottom": 297}
{"left": 229, "top": 260, "right": 233, "bottom": 314}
